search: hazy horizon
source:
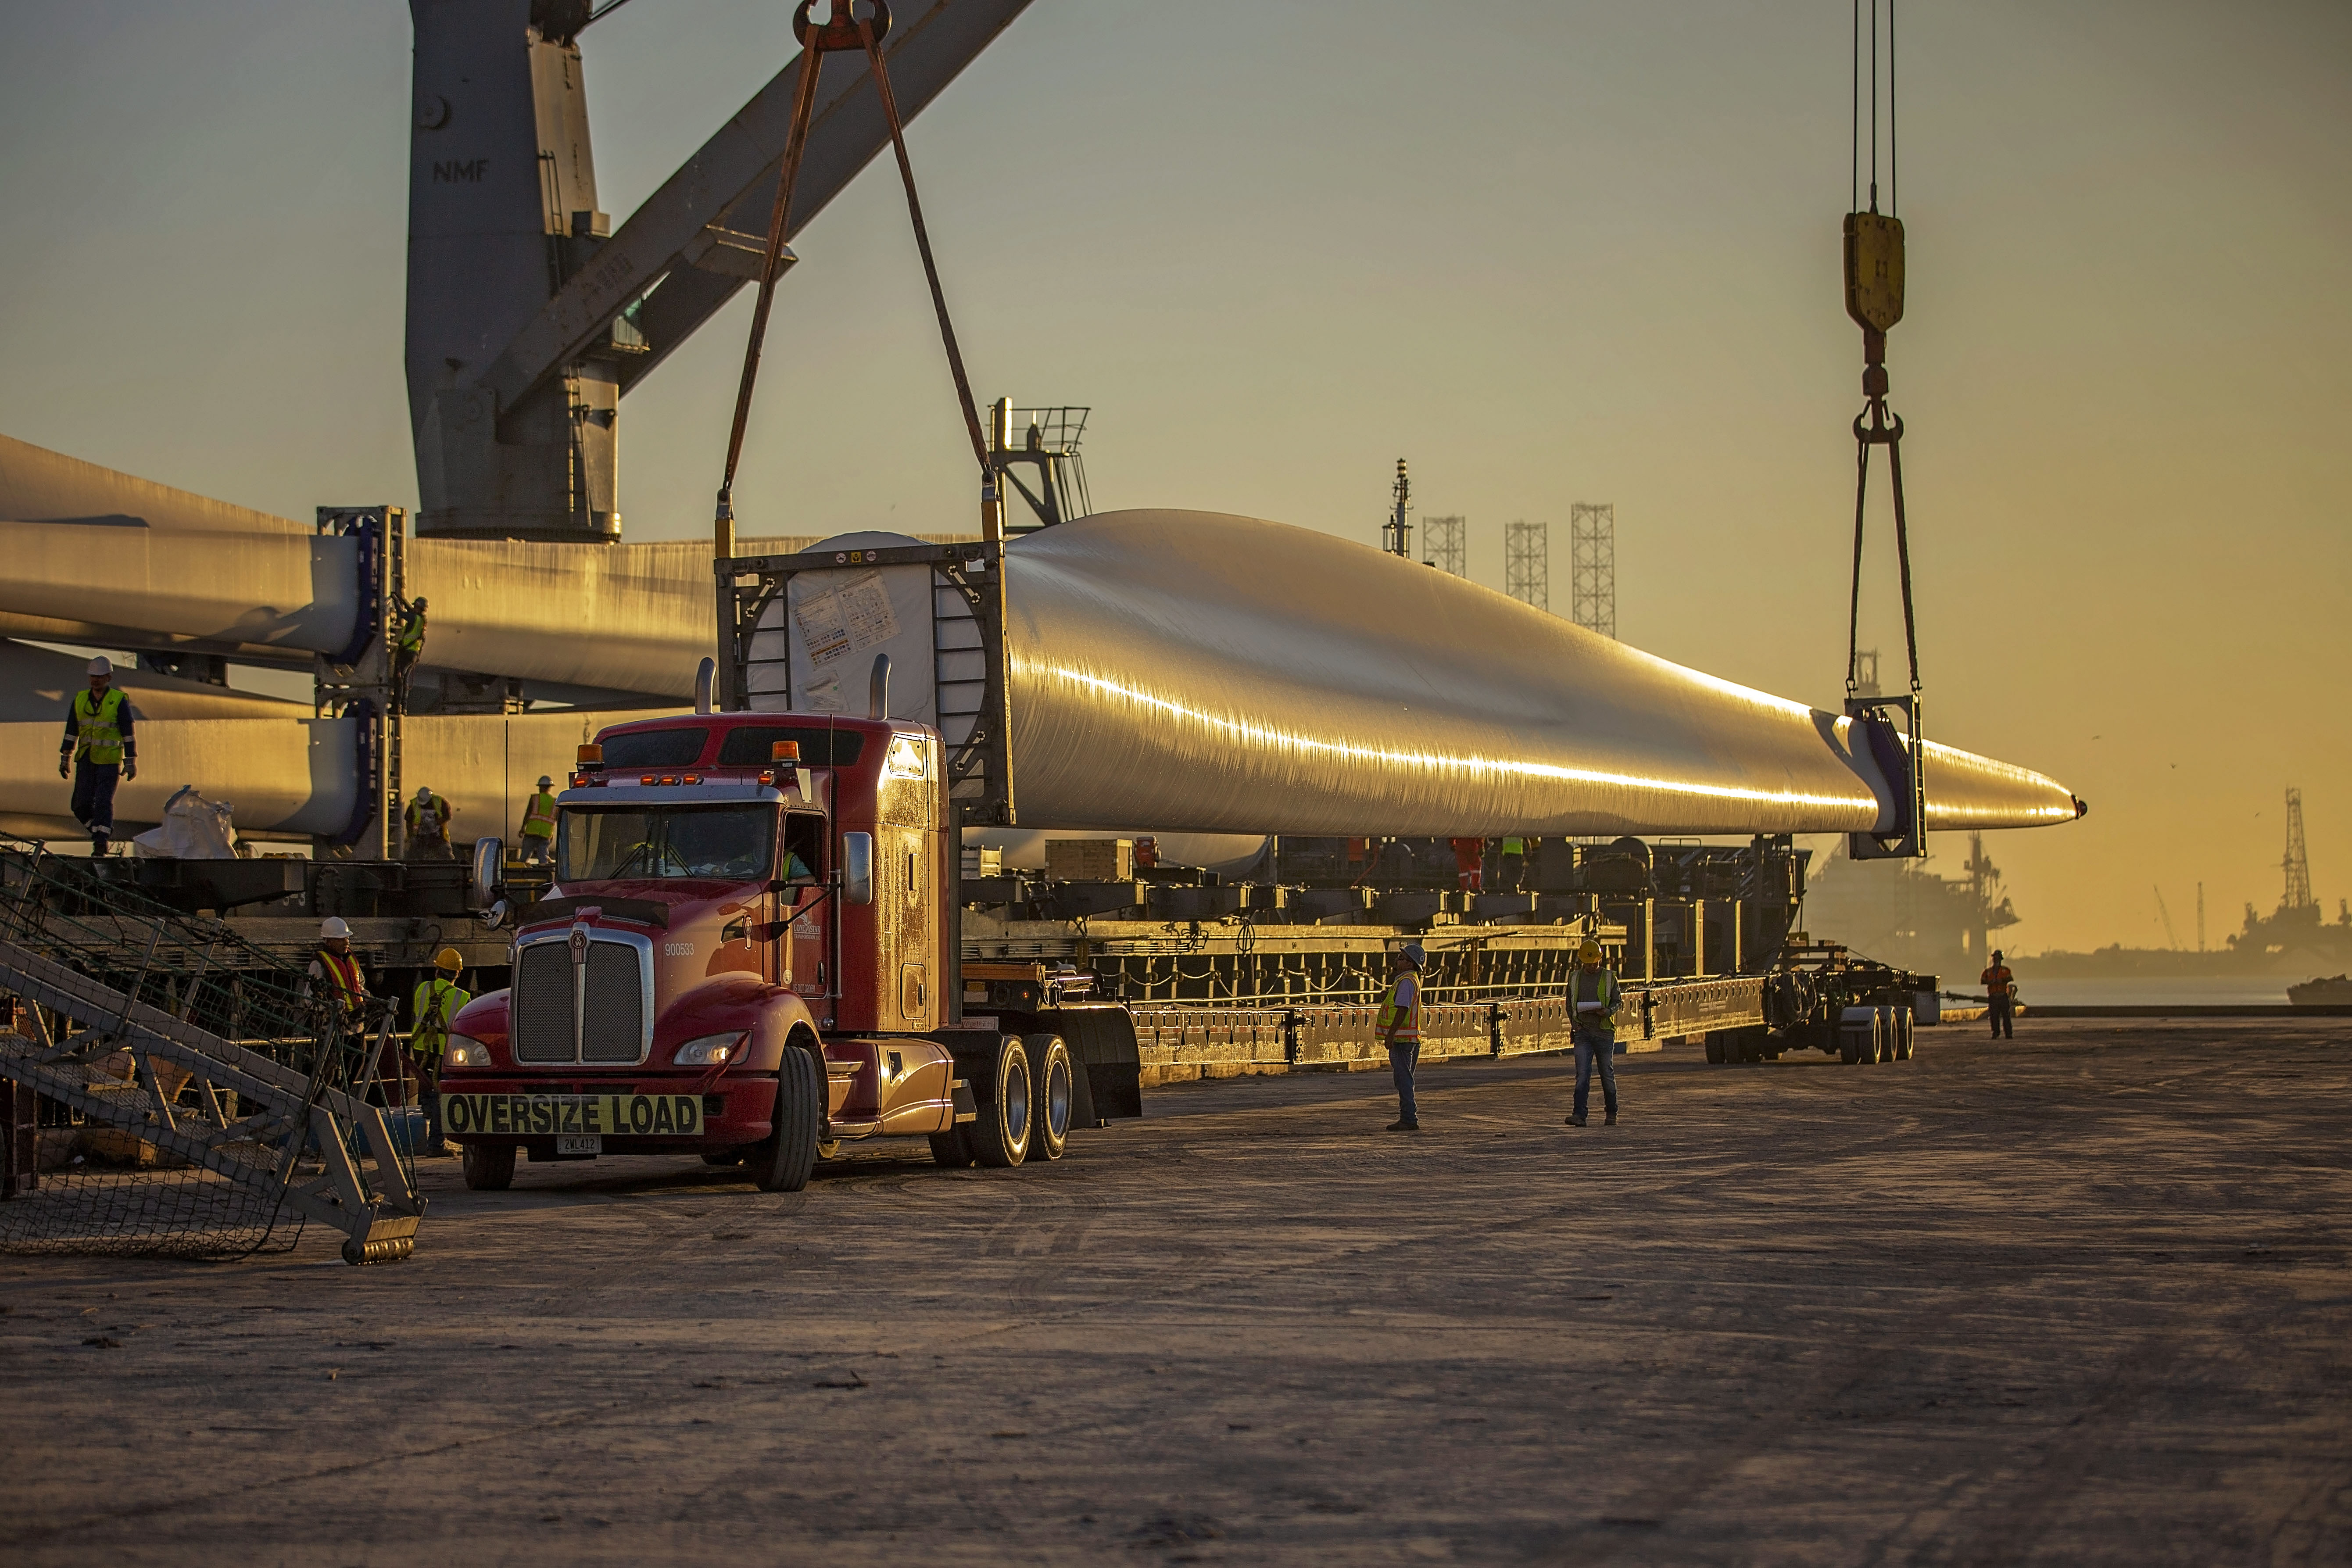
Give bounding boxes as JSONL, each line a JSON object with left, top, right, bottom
{"left": 3, "top": 0, "right": 2345, "bottom": 954}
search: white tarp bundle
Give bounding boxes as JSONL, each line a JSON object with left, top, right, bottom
{"left": 132, "top": 786, "right": 239, "bottom": 859}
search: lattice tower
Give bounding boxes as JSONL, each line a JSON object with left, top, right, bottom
{"left": 2284, "top": 787, "right": 2314, "bottom": 911}
{"left": 1421, "top": 516, "right": 1466, "bottom": 577}
{"left": 1569, "top": 502, "right": 1616, "bottom": 638}
{"left": 1504, "top": 520, "right": 1549, "bottom": 612}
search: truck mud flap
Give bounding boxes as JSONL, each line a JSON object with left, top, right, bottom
{"left": 1043, "top": 1006, "right": 1143, "bottom": 1122}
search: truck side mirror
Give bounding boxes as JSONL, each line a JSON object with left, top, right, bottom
{"left": 469, "top": 836, "right": 503, "bottom": 909}
{"left": 842, "top": 831, "right": 874, "bottom": 906}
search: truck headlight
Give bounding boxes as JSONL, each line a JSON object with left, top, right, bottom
{"left": 444, "top": 1035, "right": 493, "bottom": 1068}
{"left": 674, "top": 1032, "right": 747, "bottom": 1067}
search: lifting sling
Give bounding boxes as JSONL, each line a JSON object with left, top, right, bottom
{"left": 713, "top": 0, "right": 995, "bottom": 556}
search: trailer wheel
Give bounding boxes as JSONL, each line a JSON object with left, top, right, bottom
{"left": 1893, "top": 1009, "right": 1915, "bottom": 1061}
{"left": 753, "top": 1047, "right": 823, "bottom": 1193}
{"left": 1838, "top": 1024, "right": 1863, "bottom": 1064}
{"left": 1026, "top": 1034, "right": 1074, "bottom": 1161}
{"left": 462, "top": 1143, "right": 516, "bottom": 1191}
{"left": 1704, "top": 1035, "right": 1725, "bottom": 1065}
{"left": 968, "top": 1035, "right": 1033, "bottom": 1168}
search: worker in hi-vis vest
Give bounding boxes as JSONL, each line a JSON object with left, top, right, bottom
{"left": 409, "top": 947, "right": 471, "bottom": 1157}
{"left": 519, "top": 775, "right": 559, "bottom": 865}
{"left": 1567, "top": 939, "right": 1620, "bottom": 1128}
{"left": 1497, "top": 835, "right": 1529, "bottom": 894}
{"left": 1378, "top": 942, "right": 1426, "bottom": 1133}
{"left": 404, "top": 785, "right": 454, "bottom": 860}
{"left": 306, "top": 916, "right": 369, "bottom": 1025}
{"left": 57, "top": 656, "right": 137, "bottom": 857}
{"left": 393, "top": 594, "right": 428, "bottom": 700}
{"left": 1980, "top": 949, "right": 2017, "bottom": 1041}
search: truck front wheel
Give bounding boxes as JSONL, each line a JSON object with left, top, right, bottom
{"left": 968, "top": 1035, "right": 1033, "bottom": 1168}
{"left": 462, "top": 1143, "right": 516, "bottom": 1191}
{"left": 753, "top": 1048, "right": 823, "bottom": 1192}
{"left": 1026, "top": 1033, "right": 1073, "bottom": 1162}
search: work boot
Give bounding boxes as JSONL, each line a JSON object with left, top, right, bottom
{"left": 1385, "top": 1119, "right": 1419, "bottom": 1132}
{"left": 90, "top": 836, "right": 110, "bottom": 858}
{"left": 1604, "top": 1110, "right": 1618, "bottom": 1127}
{"left": 1565, "top": 1114, "right": 1586, "bottom": 1127}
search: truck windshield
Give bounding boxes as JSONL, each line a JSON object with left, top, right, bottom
{"left": 558, "top": 805, "right": 774, "bottom": 882}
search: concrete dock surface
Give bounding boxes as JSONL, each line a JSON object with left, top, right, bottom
{"left": 4, "top": 1018, "right": 2347, "bottom": 1565}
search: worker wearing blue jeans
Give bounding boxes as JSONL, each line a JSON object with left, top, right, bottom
{"left": 1567, "top": 941, "right": 1619, "bottom": 1128}
{"left": 1377, "top": 942, "right": 1425, "bottom": 1132}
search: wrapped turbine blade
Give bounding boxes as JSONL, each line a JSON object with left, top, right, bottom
{"left": 991, "top": 511, "right": 2080, "bottom": 838}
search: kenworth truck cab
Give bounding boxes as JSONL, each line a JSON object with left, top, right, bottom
{"left": 440, "top": 711, "right": 1142, "bottom": 1192}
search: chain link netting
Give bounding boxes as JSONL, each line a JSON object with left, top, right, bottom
{"left": 0, "top": 840, "right": 404, "bottom": 1260}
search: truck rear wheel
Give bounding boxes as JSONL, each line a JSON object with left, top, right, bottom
{"left": 754, "top": 1047, "right": 823, "bottom": 1193}
{"left": 462, "top": 1143, "right": 516, "bottom": 1191}
{"left": 1893, "top": 1009, "right": 1915, "bottom": 1061}
{"left": 968, "top": 1035, "right": 1033, "bottom": 1168}
{"left": 1026, "top": 1034, "right": 1073, "bottom": 1162}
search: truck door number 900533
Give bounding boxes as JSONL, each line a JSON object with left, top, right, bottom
{"left": 662, "top": 941, "right": 695, "bottom": 957}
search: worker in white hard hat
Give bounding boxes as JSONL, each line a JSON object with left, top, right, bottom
{"left": 402, "top": 784, "right": 455, "bottom": 861}
{"left": 57, "top": 656, "right": 137, "bottom": 857}
{"left": 408, "top": 946, "right": 471, "bottom": 1156}
{"left": 307, "top": 916, "right": 369, "bottom": 1027}
{"left": 1566, "top": 939, "right": 1620, "bottom": 1128}
{"left": 519, "top": 775, "right": 559, "bottom": 866}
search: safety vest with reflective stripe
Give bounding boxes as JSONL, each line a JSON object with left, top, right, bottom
{"left": 1500, "top": 837, "right": 1526, "bottom": 855}
{"left": 409, "top": 977, "right": 472, "bottom": 1058}
{"left": 520, "top": 791, "right": 558, "bottom": 840}
{"left": 1573, "top": 967, "right": 1617, "bottom": 1033}
{"left": 405, "top": 795, "right": 450, "bottom": 841}
{"left": 1378, "top": 972, "right": 1421, "bottom": 1046}
{"left": 69, "top": 688, "right": 129, "bottom": 766}
{"left": 314, "top": 947, "right": 366, "bottom": 1016}
{"left": 397, "top": 609, "right": 425, "bottom": 656}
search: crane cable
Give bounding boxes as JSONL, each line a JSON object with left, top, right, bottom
{"left": 1841, "top": 0, "right": 1918, "bottom": 707}
{"left": 714, "top": 0, "right": 991, "bottom": 552}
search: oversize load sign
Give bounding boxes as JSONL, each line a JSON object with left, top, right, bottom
{"left": 444, "top": 1094, "right": 702, "bottom": 1138}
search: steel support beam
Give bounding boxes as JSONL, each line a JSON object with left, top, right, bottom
{"left": 478, "top": 0, "right": 1032, "bottom": 414}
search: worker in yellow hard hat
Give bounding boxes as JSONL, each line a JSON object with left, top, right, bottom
{"left": 1567, "top": 938, "right": 1620, "bottom": 1128}
{"left": 409, "top": 947, "right": 471, "bottom": 1157}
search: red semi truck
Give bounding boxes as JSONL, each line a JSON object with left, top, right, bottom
{"left": 438, "top": 709, "right": 1142, "bottom": 1191}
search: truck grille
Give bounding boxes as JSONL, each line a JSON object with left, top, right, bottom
{"left": 512, "top": 938, "right": 647, "bottom": 1064}
{"left": 513, "top": 942, "right": 576, "bottom": 1063}
{"left": 581, "top": 942, "right": 645, "bottom": 1063}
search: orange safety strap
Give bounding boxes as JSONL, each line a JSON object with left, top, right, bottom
{"left": 713, "top": 0, "right": 992, "bottom": 542}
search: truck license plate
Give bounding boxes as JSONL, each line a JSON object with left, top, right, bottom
{"left": 443, "top": 1093, "right": 703, "bottom": 1139}
{"left": 557, "top": 1134, "right": 602, "bottom": 1156}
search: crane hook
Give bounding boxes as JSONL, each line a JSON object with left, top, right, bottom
{"left": 793, "top": 0, "right": 889, "bottom": 51}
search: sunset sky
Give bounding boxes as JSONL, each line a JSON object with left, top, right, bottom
{"left": 3, "top": 0, "right": 2345, "bottom": 953}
